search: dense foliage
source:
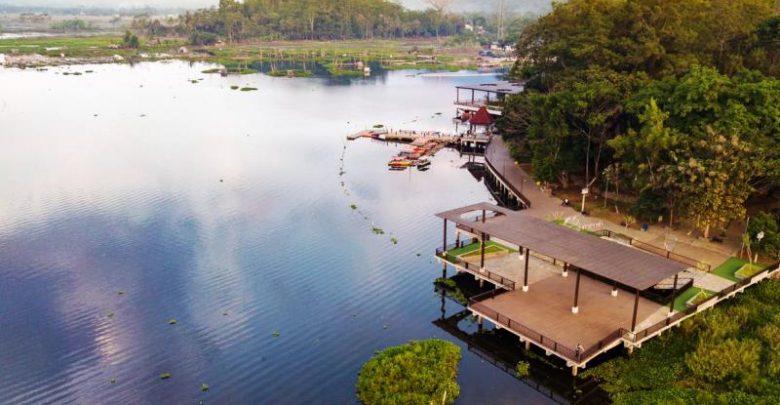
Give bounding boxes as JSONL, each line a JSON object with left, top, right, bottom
{"left": 501, "top": 0, "right": 780, "bottom": 237}
{"left": 174, "top": 0, "right": 467, "bottom": 43}
{"left": 749, "top": 212, "right": 780, "bottom": 259}
{"left": 50, "top": 19, "right": 94, "bottom": 32}
{"left": 356, "top": 339, "right": 461, "bottom": 405}
{"left": 585, "top": 279, "right": 780, "bottom": 404}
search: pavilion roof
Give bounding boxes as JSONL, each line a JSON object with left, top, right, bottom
{"left": 469, "top": 107, "right": 495, "bottom": 126}
{"left": 436, "top": 203, "right": 688, "bottom": 291}
{"left": 456, "top": 81, "right": 524, "bottom": 95}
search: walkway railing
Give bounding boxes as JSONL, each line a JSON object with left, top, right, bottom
{"left": 630, "top": 261, "right": 780, "bottom": 344}
{"left": 592, "top": 229, "right": 710, "bottom": 271}
{"left": 484, "top": 142, "right": 533, "bottom": 208}
{"left": 469, "top": 290, "right": 628, "bottom": 364}
{"left": 454, "top": 100, "right": 505, "bottom": 111}
{"left": 436, "top": 244, "right": 516, "bottom": 291}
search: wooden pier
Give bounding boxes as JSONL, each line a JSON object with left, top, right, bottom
{"left": 348, "top": 129, "right": 491, "bottom": 149}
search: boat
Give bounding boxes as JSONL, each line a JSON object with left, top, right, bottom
{"left": 415, "top": 158, "right": 431, "bottom": 169}
{"left": 388, "top": 158, "right": 414, "bottom": 168}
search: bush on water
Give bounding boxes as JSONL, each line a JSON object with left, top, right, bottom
{"left": 356, "top": 339, "right": 461, "bottom": 405}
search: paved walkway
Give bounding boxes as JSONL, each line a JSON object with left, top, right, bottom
{"left": 484, "top": 138, "right": 737, "bottom": 269}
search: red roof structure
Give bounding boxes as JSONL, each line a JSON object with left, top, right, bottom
{"left": 469, "top": 106, "right": 494, "bottom": 126}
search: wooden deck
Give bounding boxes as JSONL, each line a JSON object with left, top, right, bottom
{"left": 472, "top": 274, "right": 663, "bottom": 351}
{"left": 348, "top": 129, "right": 490, "bottom": 146}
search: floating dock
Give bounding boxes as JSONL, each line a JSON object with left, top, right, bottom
{"left": 348, "top": 129, "right": 491, "bottom": 149}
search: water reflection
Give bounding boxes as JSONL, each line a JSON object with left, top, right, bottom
{"left": 1, "top": 61, "right": 547, "bottom": 404}
{"left": 434, "top": 273, "right": 612, "bottom": 405}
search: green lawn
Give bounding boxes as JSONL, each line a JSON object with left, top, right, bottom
{"left": 712, "top": 257, "right": 764, "bottom": 282}
{"left": 673, "top": 287, "right": 715, "bottom": 312}
{"left": 444, "top": 241, "right": 516, "bottom": 261}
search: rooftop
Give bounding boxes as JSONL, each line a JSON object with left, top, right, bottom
{"left": 437, "top": 203, "right": 689, "bottom": 291}
{"left": 455, "top": 81, "right": 524, "bottom": 95}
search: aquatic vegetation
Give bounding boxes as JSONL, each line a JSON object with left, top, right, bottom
{"left": 516, "top": 361, "right": 530, "bottom": 378}
{"left": 356, "top": 339, "right": 461, "bottom": 405}
{"left": 272, "top": 330, "right": 280, "bottom": 337}
{"left": 202, "top": 68, "right": 221, "bottom": 74}
{"left": 390, "top": 237, "right": 398, "bottom": 245}
{"left": 372, "top": 227, "right": 385, "bottom": 235}
{"left": 585, "top": 280, "right": 780, "bottom": 404}
{"left": 168, "top": 319, "right": 177, "bottom": 325}
{"left": 160, "top": 373, "right": 171, "bottom": 380}
{"left": 373, "top": 124, "right": 384, "bottom": 129}
{"left": 230, "top": 85, "right": 239, "bottom": 90}
{"left": 268, "top": 70, "right": 313, "bottom": 78}
{"left": 109, "top": 377, "right": 116, "bottom": 384}
{"left": 350, "top": 204, "right": 358, "bottom": 210}
{"left": 201, "top": 383, "right": 209, "bottom": 392}
{"left": 433, "top": 278, "right": 468, "bottom": 306}
{"left": 240, "top": 87, "right": 258, "bottom": 92}
{"left": 116, "top": 290, "right": 125, "bottom": 296}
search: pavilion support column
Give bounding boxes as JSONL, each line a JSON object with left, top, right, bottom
{"left": 442, "top": 219, "right": 448, "bottom": 252}
{"left": 668, "top": 274, "right": 679, "bottom": 315}
{"left": 455, "top": 231, "right": 461, "bottom": 248}
{"left": 572, "top": 269, "right": 581, "bottom": 314}
{"left": 611, "top": 281, "right": 618, "bottom": 297}
{"left": 525, "top": 340, "right": 531, "bottom": 351}
{"left": 522, "top": 248, "right": 530, "bottom": 292}
{"left": 442, "top": 262, "right": 447, "bottom": 279}
{"left": 571, "top": 366, "right": 579, "bottom": 377}
{"left": 631, "top": 289, "right": 641, "bottom": 332}
{"left": 481, "top": 209, "right": 486, "bottom": 223}
{"left": 562, "top": 263, "right": 569, "bottom": 278}
{"left": 480, "top": 232, "right": 487, "bottom": 269}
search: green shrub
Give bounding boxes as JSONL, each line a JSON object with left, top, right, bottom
{"left": 685, "top": 338, "right": 761, "bottom": 383}
{"left": 356, "top": 339, "right": 461, "bottom": 405}
{"left": 190, "top": 31, "right": 219, "bottom": 46}
{"left": 747, "top": 211, "right": 780, "bottom": 258}
{"left": 516, "top": 361, "right": 530, "bottom": 378}
{"left": 628, "top": 189, "right": 668, "bottom": 222}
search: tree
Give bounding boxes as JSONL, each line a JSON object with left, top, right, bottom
{"left": 122, "top": 30, "right": 140, "bottom": 49}
{"left": 610, "top": 99, "right": 683, "bottom": 225}
{"left": 666, "top": 130, "right": 760, "bottom": 238}
{"left": 425, "top": 0, "right": 454, "bottom": 39}
{"left": 748, "top": 212, "right": 780, "bottom": 259}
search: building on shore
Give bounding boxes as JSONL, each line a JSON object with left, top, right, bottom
{"left": 454, "top": 81, "right": 523, "bottom": 117}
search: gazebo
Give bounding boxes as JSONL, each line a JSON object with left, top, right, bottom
{"left": 469, "top": 106, "right": 494, "bottom": 133}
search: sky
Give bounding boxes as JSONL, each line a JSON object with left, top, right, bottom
{"left": 1, "top": 0, "right": 551, "bottom": 13}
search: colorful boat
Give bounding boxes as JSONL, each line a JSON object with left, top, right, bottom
{"left": 388, "top": 158, "right": 414, "bottom": 168}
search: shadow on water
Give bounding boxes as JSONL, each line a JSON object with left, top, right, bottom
{"left": 434, "top": 273, "right": 613, "bottom": 405}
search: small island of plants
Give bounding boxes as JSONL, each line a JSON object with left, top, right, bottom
{"left": 356, "top": 339, "right": 462, "bottom": 405}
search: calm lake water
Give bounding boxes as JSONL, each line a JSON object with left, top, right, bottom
{"left": 0, "top": 62, "right": 558, "bottom": 404}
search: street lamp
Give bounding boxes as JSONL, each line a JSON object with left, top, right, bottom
{"left": 756, "top": 231, "right": 765, "bottom": 263}
{"left": 581, "top": 188, "right": 589, "bottom": 214}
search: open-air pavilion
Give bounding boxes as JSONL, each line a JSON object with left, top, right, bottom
{"left": 435, "top": 203, "right": 691, "bottom": 373}
{"left": 455, "top": 81, "right": 524, "bottom": 116}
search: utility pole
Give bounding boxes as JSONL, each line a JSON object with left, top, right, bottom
{"left": 497, "top": 0, "right": 507, "bottom": 42}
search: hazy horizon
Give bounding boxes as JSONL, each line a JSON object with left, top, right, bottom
{"left": 0, "top": 0, "right": 551, "bottom": 13}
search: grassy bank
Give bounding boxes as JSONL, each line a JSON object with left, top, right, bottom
{"left": 356, "top": 339, "right": 461, "bottom": 405}
{"left": 584, "top": 279, "right": 780, "bottom": 404}
{"left": 0, "top": 35, "right": 488, "bottom": 75}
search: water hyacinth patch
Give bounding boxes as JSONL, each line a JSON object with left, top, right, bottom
{"left": 356, "top": 339, "right": 461, "bottom": 405}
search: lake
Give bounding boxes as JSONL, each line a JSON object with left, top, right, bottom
{"left": 0, "top": 62, "right": 561, "bottom": 404}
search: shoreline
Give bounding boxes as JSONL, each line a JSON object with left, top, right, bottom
{"left": 0, "top": 36, "right": 512, "bottom": 74}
